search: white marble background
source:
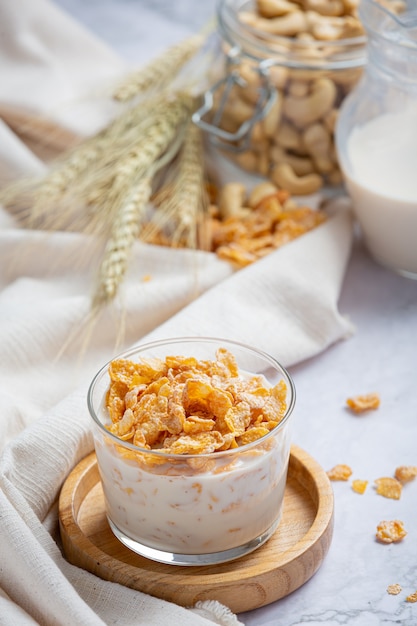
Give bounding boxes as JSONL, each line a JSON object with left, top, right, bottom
{"left": 53, "top": 1, "right": 417, "bottom": 624}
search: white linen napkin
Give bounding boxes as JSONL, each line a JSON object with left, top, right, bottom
{"left": 0, "top": 0, "right": 354, "bottom": 624}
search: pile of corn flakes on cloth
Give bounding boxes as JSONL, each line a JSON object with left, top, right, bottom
{"left": 0, "top": 0, "right": 355, "bottom": 624}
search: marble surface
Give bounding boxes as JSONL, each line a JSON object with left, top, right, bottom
{"left": 53, "top": 1, "right": 417, "bottom": 624}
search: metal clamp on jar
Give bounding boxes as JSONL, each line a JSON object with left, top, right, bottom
{"left": 193, "top": 46, "right": 278, "bottom": 152}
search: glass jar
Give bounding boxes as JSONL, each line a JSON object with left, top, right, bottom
{"left": 335, "top": 0, "right": 417, "bottom": 278}
{"left": 193, "top": 0, "right": 367, "bottom": 195}
{"left": 88, "top": 337, "right": 296, "bottom": 566}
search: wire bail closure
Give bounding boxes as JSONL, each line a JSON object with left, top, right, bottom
{"left": 192, "top": 46, "right": 277, "bottom": 152}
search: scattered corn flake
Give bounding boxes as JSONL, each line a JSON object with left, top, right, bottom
{"left": 387, "top": 584, "right": 402, "bottom": 595}
{"left": 395, "top": 465, "right": 417, "bottom": 483}
{"left": 207, "top": 191, "right": 326, "bottom": 268}
{"left": 352, "top": 479, "right": 368, "bottom": 494}
{"left": 375, "top": 477, "right": 402, "bottom": 500}
{"left": 406, "top": 591, "right": 417, "bottom": 603}
{"left": 376, "top": 520, "right": 407, "bottom": 544}
{"left": 142, "top": 274, "right": 152, "bottom": 282}
{"left": 346, "top": 392, "right": 380, "bottom": 413}
{"left": 327, "top": 464, "right": 353, "bottom": 481}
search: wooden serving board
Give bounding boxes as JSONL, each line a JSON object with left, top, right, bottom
{"left": 59, "top": 445, "right": 334, "bottom": 613}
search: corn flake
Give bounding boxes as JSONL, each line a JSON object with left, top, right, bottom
{"left": 237, "top": 426, "right": 270, "bottom": 446}
{"left": 207, "top": 192, "right": 326, "bottom": 268}
{"left": 387, "top": 584, "right": 402, "bottom": 595}
{"left": 376, "top": 520, "right": 407, "bottom": 544}
{"left": 164, "top": 432, "right": 225, "bottom": 455}
{"left": 375, "top": 477, "right": 402, "bottom": 500}
{"left": 327, "top": 464, "right": 353, "bottom": 481}
{"left": 105, "top": 348, "right": 288, "bottom": 455}
{"left": 406, "top": 591, "right": 417, "bottom": 603}
{"left": 394, "top": 465, "right": 417, "bottom": 483}
{"left": 346, "top": 392, "right": 380, "bottom": 413}
{"left": 352, "top": 479, "right": 368, "bottom": 494}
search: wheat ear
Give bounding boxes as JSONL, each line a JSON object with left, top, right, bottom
{"left": 112, "top": 34, "right": 203, "bottom": 102}
{"left": 17, "top": 95, "right": 159, "bottom": 229}
{"left": 144, "top": 121, "right": 207, "bottom": 249}
{"left": 92, "top": 177, "right": 152, "bottom": 308}
{"left": 96, "top": 93, "right": 193, "bottom": 223}
{"left": 173, "top": 123, "right": 207, "bottom": 249}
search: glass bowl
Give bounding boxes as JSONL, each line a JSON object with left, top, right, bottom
{"left": 88, "top": 337, "right": 296, "bottom": 566}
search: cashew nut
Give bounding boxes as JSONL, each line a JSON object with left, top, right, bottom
{"left": 275, "top": 121, "right": 304, "bottom": 151}
{"left": 327, "top": 67, "right": 362, "bottom": 89}
{"left": 306, "top": 11, "right": 364, "bottom": 40}
{"left": 241, "top": 11, "right": 309, "bottom": 36}
{"left": 248, "top": 181, "right": 279, "bottom": 208}
{"left": 256, "top": 150, "right": 270, "bottom": 176}
{"left": 237, "top": 62, "right": 263, "bottom": 106}
{"left": 233, "top": 150, "right": 258, "bottom": 173}
{"left": 302, "top": 123, "right": 335, "bottom": 173}
{"left": 257, "top": 0, "right": 300, "bottom": 17}
{"left": 305, "top": 0, "right": 345, "bottom": 17}
{"left": 283, "top": 77, "right": 337, "bottom": 128}
{"left": 269, "top": 66, "right": 290, "bottom": 90}
{"left": 270, "top": 145, "right": 315, "bottom": 176}
{"left": 302, "top": 122, "right": 331, "bottom": 156}
{"left": 323, "top": 108, "right": 339, "bottom": 133}
{"left": 218, "top": 182, "right": 247, "bottom": 219}
{"left": 271, "top": 163, "right": 322, "bottom": 195}
{"left": 342, "top": 0, "right": 359, "bottom": 11}
{"left": 220, "top": 92, "right": 256, "bottom": 126}
{"left": 327, "top": 167, "right": 344, "bottom": 186}
{"left": 313, "top": 156, "right": 335, "bottom": 174}
{"left": 288, "top": 81, "right": 310, "bottom": 98}
{"left": 261, "top": 91, "right": 283, "bottom": 138}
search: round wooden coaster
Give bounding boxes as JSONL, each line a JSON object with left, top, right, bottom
{"left": 59, "top": 445, "right": 333, "bottom": 613}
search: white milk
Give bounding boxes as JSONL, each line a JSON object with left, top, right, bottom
{"left": 95, "top": 436, "right": 289, "bottom": 555}
{"left": 344, "top": 110, "right": 417, "bottom": 277}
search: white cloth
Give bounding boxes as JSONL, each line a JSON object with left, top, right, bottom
{"left": 0, "top": 0, "right": 354, "bottom": 624}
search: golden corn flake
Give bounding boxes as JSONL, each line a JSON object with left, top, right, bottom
{"left": 406, "top": 591, "right": 417, "bottom": 603}
{"left": 387, "top": 584, "right": 402, "bottom": 595}
{"left": 148, "top": 180, "right": 326, "bottom": 267}
{"left": 327, "top": 464, "right": 353, "bottom": 481}
{"left": 395, "top": 465, "right": 417, "bottom": 483}
{"left": 346, "top": 392, "right": 380, "bottom": 413}
{"left": 375, "top": 477, "right": 402, "bottom": 500}
{"left": 376, "top": 520, "right": 407, "bottom": 544}
{"left": 352, "top": 479, "right": 368, "bottom": 494}
{"left": 164, "top": 432, "right": 225, "bottom": 455}
{"left": 236, "top": 426, "right": 270, "bottom": 446}
{"left": 210, "top": 202, "right": 326, "bottom": 269}
{"left": 105, "top": 348, "right": 287, "bottom": 455}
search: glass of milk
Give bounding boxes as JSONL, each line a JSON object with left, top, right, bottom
{"left": 336, "top": 0, "right": 417, "bottom": 278}
{"left": 88, "top": 337, "right": 296, "bottom": 566}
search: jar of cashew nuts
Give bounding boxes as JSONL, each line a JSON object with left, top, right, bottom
{"left": 194, "top": 0, "right": 368, "bottom": 195}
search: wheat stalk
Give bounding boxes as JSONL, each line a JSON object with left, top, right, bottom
{"left": 90, "top": 92, "right": 196, "bottom": 305}
{"left": 88, "top": 92, "right": 193, "bottom": 235}
{"left": 112, "top": 34, "right": 204, "bottom": 102}
{"left": 143, "top": 121, "right": 208, "bottom": 249}
{"left": 172, "top": 123, "right": 208, "bottom": 249}
{"left": 0, "top": 95, "right": 160, "bottom": 229}
{"left": 92, "top": 177, "right": 152, "bottom": 308}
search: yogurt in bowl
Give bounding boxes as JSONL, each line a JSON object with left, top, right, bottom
{"left": 88, "top": 337, "right": 296, "bottom": 566}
